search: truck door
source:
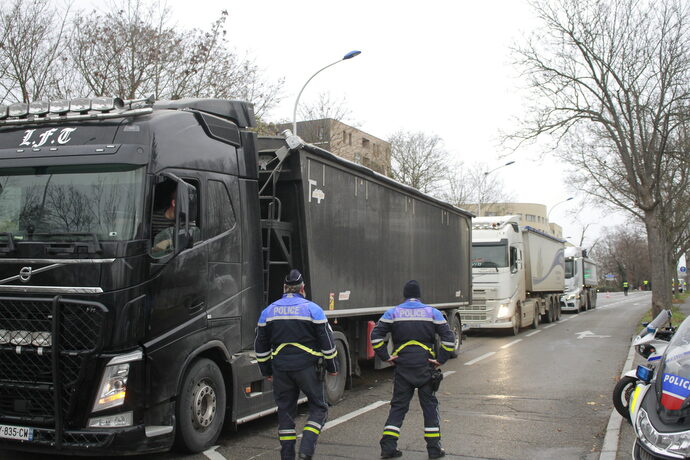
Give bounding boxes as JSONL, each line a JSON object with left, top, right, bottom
{"left": 510, "top": 245, "right": 526, "bottom": 300}
{"left": 148, "top": 173, "right": 208, "bottom": 336}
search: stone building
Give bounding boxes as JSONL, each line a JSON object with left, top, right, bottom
{"left": 276, "top": 119, "right": 391, "bottom": 176}
{"left": 461, "top": 202, "right": 564, "bottom": 239}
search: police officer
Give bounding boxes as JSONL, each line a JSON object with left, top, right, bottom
{"left": 371, "top": 280, "right": 456, "bottom": 459}
{"left": 254, "top": 269, "right": 338, "bottom": 460}
{"left": 623, "top": 281, "right": 629, "bottom": 296}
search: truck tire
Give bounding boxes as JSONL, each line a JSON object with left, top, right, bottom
{"left": 325, "top": 340, "right": 347, "bottom": 405}
{"left": 175, "top": 358, "right": 226, "bottom": 453}
{"left": 531, "top": 305, "right": 539, "bottom": 329}
{"left": 541, "top": 302, "right": 553, "bottom": 324}
{"left": 449, "top": 314, "right": 463, "bottom": 358}
{"left": 612, "top": 375, "right": 637, "bottom": 423}
{"left": 509, "top": 306, "right": 521, "bottom": 336}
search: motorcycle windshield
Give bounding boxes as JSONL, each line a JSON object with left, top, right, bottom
{"left": 656, "top": 316, "right": 690, "bottom": 423}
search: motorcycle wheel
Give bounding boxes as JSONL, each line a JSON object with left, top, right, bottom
{"left": 613, "top": 375, "right": 638, "bottom": 423}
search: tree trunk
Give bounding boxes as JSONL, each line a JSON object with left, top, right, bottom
{"left": 644, "top": 208, "right": 672, "bottom": 317}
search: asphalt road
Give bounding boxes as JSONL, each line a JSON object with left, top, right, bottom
{"left": 1, "top": 291, "right": 651, "bottom": 460}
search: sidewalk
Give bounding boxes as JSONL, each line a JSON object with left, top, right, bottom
{"left": 614, "top": 295, "right": 690, "bottom": 459}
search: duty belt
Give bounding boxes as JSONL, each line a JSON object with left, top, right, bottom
{"left": 266, "top": 342, "right": 338, "bottom": 360}
{"left": 392, "top": 340, "right": 436, "bottom": 358}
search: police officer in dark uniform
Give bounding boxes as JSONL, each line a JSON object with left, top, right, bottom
{"left": 254, "top": 269, "right": 339, "bottom": 460}
{"left": 371, "top": 280, "right": 456, "bottom": 459}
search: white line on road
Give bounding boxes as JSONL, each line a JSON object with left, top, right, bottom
{"left": 543, "top": 324, "right": 556, "bottom": 329}
{"left": 464, "top": 352, "right": 496, "bottom": 365}
{"left": 323, "top": 400, "right": 389, "bottom": 431}
{"left": 500, "top": 339, "right": 523, "bottom": 349}
{"left": 560, "top": 317, "right": 570, "bottom": 322}
{"left": 599, "top": 338, "right": 637, "bottom": 460}
{"left": 203, "top": 446, "right": 227, "bottom": 460}
{"left": 526, "top": 330, "right": 542, "bottom": 337}
{"left": 442, "top": 370, "right": 456, "bottom": 378}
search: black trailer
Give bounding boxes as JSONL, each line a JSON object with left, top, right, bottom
{"left": 0, "top": 98, "right": 471, "bottom": 456}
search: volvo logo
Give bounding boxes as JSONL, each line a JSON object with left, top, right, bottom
{"left": 19, "top": 267, "right": 32, "bottom": 283}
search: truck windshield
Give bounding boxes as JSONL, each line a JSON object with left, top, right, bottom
{"left": 0, "top": 166, "right": 145, "bottom": 241}
{"left": 472, "top": 243, "right": 508, "bottom": 268}
{"left": 565, "top": 258, "right": 577, "bottom": 278}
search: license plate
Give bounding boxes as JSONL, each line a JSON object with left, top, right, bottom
{"left": 0, "top": 424, "right": 33, "bottom": 441}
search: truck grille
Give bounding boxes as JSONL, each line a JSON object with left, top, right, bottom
{"left": 0, "top": 296, "right": 107, "bottom": 426}
{"left": 462, "top": 313, "right": 487, "bottom": 322}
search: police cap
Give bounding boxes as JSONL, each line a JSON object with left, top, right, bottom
{"left": 284, "top": 269, "right": 304, "bottom": 286}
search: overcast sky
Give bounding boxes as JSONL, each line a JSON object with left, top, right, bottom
{"left": 78, "top": 0, "right": 629, "bottom": 245}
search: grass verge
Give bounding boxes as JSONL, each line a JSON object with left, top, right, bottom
{"left": 639, "top": 304, "right": 688, "bottom": 326}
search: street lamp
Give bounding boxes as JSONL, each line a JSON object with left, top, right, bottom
{"left": 292, "top": 50, "right": 362, "bottom": 135}
{"left": 478, "top": 161, "right": 515, "bottom": 216}
{"left": 547, "top": 197, "right": 574, "bottom": 220}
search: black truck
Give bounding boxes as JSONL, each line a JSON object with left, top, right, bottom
{"left": 0, "top": 97, "right": 471, "bottom": 455}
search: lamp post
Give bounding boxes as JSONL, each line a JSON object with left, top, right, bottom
{"left": 547, "top": 197, "right": 574, "bottom": 220}
{"left": 478, "top": 160, "right": 515, "bottom": 216}
{"left": 292, "top": 50, "right": 361, "bottom": 135}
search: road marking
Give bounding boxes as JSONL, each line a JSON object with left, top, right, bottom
{"left": 526, "top": 330, "right": 541, "bottom": 337}
{"left": 500, "top": 339, "right": 522, "bottom": 349}
{"left": 576, "top": 330, "right": 611, "bottom": 339}
{"left": 560, "top": 317, "right": 570, "bottom": 322}
{"left": 599, "top": 339, "right": 637, "bottom": 460}
{"left": 204, "top": 446, "right": 227, "bottom": 460}
{"left": 543, "top": 324, "right": 556, "bottom": 329}
{"left": 323, "top": 400, "right": 389, "bottom": 431}
{"left": 443, "top": 370, "right": 456, "bottom": 378}
{"left": 464, "top": 352, "right": 496, "bottom": 365}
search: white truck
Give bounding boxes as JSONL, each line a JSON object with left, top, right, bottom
{"left": 560, "top": 246, "right": 598, "bottom": 312}
{"left": 463, "top": 216, "right": 565, "bottom": 335}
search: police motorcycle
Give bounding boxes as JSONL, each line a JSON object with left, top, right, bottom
{"left": 614, "top": 310, "right": 675, "bottom": 422}
{"left": 629, "top": 314, "right": 690, "bottom": 459}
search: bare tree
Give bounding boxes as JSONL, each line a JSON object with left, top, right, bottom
{"left": 388, "top": 130, "right": 448, "bottom": 194}
{"left": 70, "top": 2, "right": 282, "bottom": 116}
{"left": 441, "top": 162, "right": 513, "bottom": 210}
{"left": 0, "top": 0, "right": 72, "bottom": 103}
{"left": 513, "top": 0, "right": 690, "bottom": 315}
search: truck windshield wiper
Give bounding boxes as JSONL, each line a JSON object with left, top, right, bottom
{"left": 475, "top": 261, "right": 500, "bottom": 272}
{"left": 31, "top": 232, "right": 103, "bottom": 255}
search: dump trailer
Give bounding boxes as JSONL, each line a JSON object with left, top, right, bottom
{"left": 0, "top": 97, "right": 471, "bottom": 455}
{"left": 561, "top": 246, "right": 598, "bottom": 311}
{"left": 463, "top": 215, "right": 565, "bottom": 335}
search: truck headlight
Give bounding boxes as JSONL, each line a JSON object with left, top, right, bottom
{"left": 497, "top": 304, "right": 511, "bottom": 319}
{"left": 92, "top": 350, "right": 142, "bottom": 413}
{"left": 566, "top": 293, "right": 578, "bottom": 301}
{"left": 93, "top": 363, "right": 130, "bottom": 412}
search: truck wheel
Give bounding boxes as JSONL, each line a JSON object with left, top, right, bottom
{"left": 175, "top": 358, "right": 226, "bottom": 453}
{"left": 325, "top": 340, "right": 347, "bottom": 405}
{"left": 541, "top": 303, "right": 553, "bottom": 324}
{"left": 449, "top": 314, "right": 463, "bottom": 358}
{"left": 509, "top": 306, "right": 521, "bottom": 336}
{"left": 612, "top": 376, "right": 638, "bottom": 423}
{"left": 531, "top": 305, "right": 539, "bottom": 329}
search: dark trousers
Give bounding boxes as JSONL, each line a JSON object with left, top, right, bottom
{"left": 380, "top": 366, "right": 443, "bottom": 457}
{"left": 272, "top": 366, "right": 328, "bottom": 460}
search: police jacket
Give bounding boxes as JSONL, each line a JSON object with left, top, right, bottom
{"left": 371, "top": 299, "right": 455, "bottom": 368}
{"left": 254, "top": 293, "right": 338, "bottom": 375}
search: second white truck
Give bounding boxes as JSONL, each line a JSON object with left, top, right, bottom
{"left": 561, "top": 246, "right": 598, "bottom": 312}
{"left": 463, "top": 215, "right": 565, "bottom": 335}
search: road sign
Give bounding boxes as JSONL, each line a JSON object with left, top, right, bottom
{"left": 605, "top": 273, "right": 616, "bottom": 279}
{"left": 681, "top": 266, "right": 687, "bottom": 273}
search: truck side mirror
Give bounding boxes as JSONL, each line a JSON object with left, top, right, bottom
{"left": 175, "top": 181, "right": 197, "bottom": 251}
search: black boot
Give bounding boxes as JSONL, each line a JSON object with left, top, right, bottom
{"left": 298, "top": 454, "right": 312, "bottom": 460}
{"left": 428, "top": 449, "right": 445, "bottom": 459}
{"left": 381, "top": 449, "right": 403, "bottom": 458}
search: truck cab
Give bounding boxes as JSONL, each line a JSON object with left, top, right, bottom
{"left": 561, "top": 246, "right": 598, "bottom": 312}
{"left": 469, "top": 216, "right": 526, "bottom": 333}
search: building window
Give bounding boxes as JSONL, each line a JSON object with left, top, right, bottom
{"left": 318, "top": 126, "right": 325, "bottom": 141}
{"left": 355, "top": 151, "right": 362, "bottom": 163}
{"left": 362, "top": 138, "right": 370, "bottom": 148}
{"left": 526, "top": 214, "right": 536, "bottom": 222}
{"left": 342, "top": 130, "right": 346, "bottom": 143}
{"left": 348, "top": 133, "right": 352, "bottom": 146}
